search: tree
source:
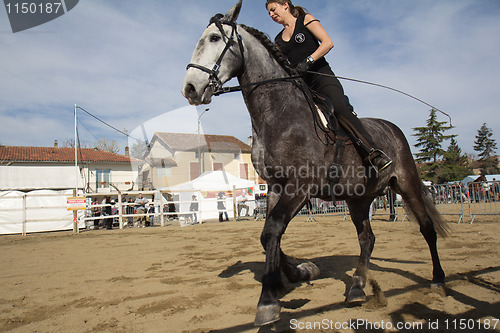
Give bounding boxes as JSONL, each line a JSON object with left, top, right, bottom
{"left": 130, "top": 140, "right": 148, "bottom": 160}
{"left": 474, "top": 123, "right": 497, "bottom": 160}
{"left": 473, "top": 123, "right": 499, "bottom": 175}
{"left": 94, "top": 138, "right": 120, "bottom": 154}
{"left": 62, "top": 139, "right": 89, "bottom": 148}
{"left": 437, "top": 138, "right": 472, "bottom": 183}
{"left": 413, "top": 109, "right": 455, "bottom": 163}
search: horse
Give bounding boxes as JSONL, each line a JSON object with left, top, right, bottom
{"left": 182, "top": 0, "right": 449, "bottom": 326}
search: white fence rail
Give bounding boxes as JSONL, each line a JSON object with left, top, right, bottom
{"left": 1, "top": 181, "right": 498, "bottom": 235}
{"left": 0, "top": 190, "right": 85, "bottom": 235}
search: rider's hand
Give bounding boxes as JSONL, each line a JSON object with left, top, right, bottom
{"left": 295, "top": 60, "right": 311, "bottom": 75}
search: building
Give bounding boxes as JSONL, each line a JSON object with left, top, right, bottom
{"left": 142, "top": 133, "right": 258, "bottom": 189}
{"left": 0, "top": 143, "right": 141, "bottom": 193}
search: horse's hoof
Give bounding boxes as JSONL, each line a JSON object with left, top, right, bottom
{"left": 430, "top": 282, "right": 445, "bottom": 288}
{"left": 254, "top": 303, "right": 280, "bottom": 326}
{"left": 297, "top": 261, "right": 320, "bottom": 280}
{"left": 346, "top": 286, "right": 366, "bottom": 303}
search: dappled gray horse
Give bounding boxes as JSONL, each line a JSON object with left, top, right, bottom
{"left": 182, "top": 0, "right": 448, "bottom": 326}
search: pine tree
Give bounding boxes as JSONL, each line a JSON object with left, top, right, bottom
{"left": 474, "top": 123, "right": 497, "bottom": 160}
{"left": 413, "top": 109, "right": 455, "bottom": 163}
{"left": 473, "top": 123, "right": 498, "bottom": 175}
{"left": 437, "top": 138, "right": 472, "bottom": 183}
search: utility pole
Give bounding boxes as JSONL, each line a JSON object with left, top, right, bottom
{"left": 197, "top": 108, "right": 209, "bottom": 177}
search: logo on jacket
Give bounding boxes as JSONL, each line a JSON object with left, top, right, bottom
{"left": 295, "top": 33, "right": 306, "bottom": 43}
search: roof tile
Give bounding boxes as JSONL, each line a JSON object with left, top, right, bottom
{"left": 0, "top": 145, "right": 140, "bottom": 163}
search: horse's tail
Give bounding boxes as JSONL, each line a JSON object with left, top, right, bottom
{"left": 418, "top": 183, "right": 451, "bottom": 238}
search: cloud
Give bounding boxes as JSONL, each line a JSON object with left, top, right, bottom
{"left": 0, "top": 0, "right": 498, "bottom": 157}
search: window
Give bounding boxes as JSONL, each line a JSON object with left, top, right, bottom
{"left": 239, "top": 163, "right": 249, "bottom": 180}
{"left": 213, "top": 163, "right": 223, "bottom": 171}
{"left": 190, "top": 162, "right": 200, "bottom": 180}
{"left": 96, "top": 170, "right": 110, "bottom": 189}
{"left": 156, "top": 167, "right": 172, "bottom": 177}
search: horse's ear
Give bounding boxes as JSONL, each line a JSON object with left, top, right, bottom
{"left": 223, "top": 0, "right": 242, "bottom": 22}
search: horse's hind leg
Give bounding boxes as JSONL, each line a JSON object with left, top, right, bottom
{"left": 280, "top": 250, "right": 320, "bottom": 283}
{"left": 393, "top": 179, "right": 446, "bottom": 286}
{"left": 345, "top": 197, "right": 376, "bottom": 303}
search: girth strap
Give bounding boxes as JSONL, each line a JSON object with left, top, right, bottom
{"left": 327, "top": 139, "right": 347, "bottom": 205}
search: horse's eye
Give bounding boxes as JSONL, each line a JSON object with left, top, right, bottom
{"left": 210, "top": 34, "right": 221, "bottom": 43}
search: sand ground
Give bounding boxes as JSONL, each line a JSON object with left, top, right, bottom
{"left": 1, "top": 215, "right": 499, "bottom": 332}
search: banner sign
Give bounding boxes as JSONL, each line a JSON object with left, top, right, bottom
{"left": 66, "top": 196, "right": 86, "bottom": 211}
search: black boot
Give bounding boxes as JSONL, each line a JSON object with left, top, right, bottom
{"left": 330, "top": 96, "right": 393, "bottom": 173}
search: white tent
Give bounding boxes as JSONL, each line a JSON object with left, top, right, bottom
{"left": 165, "top": 171, "right": 255, "bottom": 225}
{"left": 169, "top": 171, "right": 254, "bottom": 192}
{"left": 461, "top": 174, "right": 500, "bottom": 186}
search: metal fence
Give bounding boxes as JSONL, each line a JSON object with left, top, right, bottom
{"left": 430, "top": 180, "right": 500, "bottom": 223}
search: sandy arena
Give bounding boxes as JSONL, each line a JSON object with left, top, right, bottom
{"left": 1, "top": 215, "right": 499, "bottom": 332}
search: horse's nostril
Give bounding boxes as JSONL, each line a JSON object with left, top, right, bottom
{"left": 184, "top": 83, "right": 197, "bottom": 98}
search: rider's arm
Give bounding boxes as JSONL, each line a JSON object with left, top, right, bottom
{"left": 304, "top": 14, "right": 334, "bottom": 62}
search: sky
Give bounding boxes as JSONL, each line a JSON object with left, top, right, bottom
{"left": 1, "top": 0, "right": 499, "bottom": 157}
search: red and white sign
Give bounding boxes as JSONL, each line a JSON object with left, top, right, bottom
{"left": 66, "top": 197, "right": 86, "bottom": 211}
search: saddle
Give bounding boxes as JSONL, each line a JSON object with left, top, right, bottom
{"left": 308, "top": 91, "right": 353, "bottom": 204}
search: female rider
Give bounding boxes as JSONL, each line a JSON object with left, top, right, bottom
{"left": 266, "top": 0, "right": 392, "bottom": 173}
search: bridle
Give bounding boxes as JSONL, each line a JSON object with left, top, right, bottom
{"left": 186, "top": 15, "right": 304, "bottom": 96}
{"left": 186, "top": 16, "right": 245, "bottom": 96}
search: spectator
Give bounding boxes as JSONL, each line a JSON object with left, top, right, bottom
{"left": 91, "top": 199, "right": 101, "bottom": 230}
{"left": 134, "top": 193, "right": 148, "bottom": 228}
{"left": 126, "top": 197, "right": 135, "bottom": 227}
{"left": 165, "top": 193, "right": 178, "bottom": 220}
{"left": 103, "top": 196, "right": 112, "bottom": 230}
{"left": 217, "top": 192, "right": 229, "bottom": 222}
{"left": 237, "top": 190, "right": 249, "bottom": 218}
{"left": 189, "top": 195, "right": 199, "bottom": 224}
{"left": 147, "top": 204, "right": 155, "bottom": 227}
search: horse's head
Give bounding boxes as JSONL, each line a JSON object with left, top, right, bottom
{"left": 182, "top": 0, "right": 244, "bottom": 105}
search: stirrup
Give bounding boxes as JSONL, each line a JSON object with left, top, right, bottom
{"left": 366, "top": 149, "right": 393, "bottom": 173}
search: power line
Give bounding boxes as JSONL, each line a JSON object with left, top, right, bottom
{"left": 77, "top": 119, "right": 100, "bottom": 143}
{"left": 75, "top": 105, "right": 145, "bottom": 143}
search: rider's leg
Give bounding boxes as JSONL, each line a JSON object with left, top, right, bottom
{"left": 309, "top": 69, "right": 392, "bottom": 172}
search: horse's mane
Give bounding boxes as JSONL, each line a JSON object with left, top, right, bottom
{"left": 239, "top": 24, "right": 296, "bottom": 76}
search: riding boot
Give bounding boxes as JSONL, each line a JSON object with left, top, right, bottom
{"left": 334, "top": 105, "right": 392, "bottom": 173}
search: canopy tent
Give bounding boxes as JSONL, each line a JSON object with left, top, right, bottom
{"left": 168, "top": 170, "right": 254, "bottom": 192}
{"left": 461, "top": 174, "right": 500, "bottom": 186}
{"left": 164, "top": 171, "right": 255, "bottom": 225}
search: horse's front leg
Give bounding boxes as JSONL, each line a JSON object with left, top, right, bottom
{"left": 254, "top": 187, "right": 308, "bottom": 326}
{"left": 346, "top": 198, "right": 376, "bottom": 303}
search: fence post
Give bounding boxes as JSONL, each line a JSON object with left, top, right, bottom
{"left": 160, "top": 191, "right": 165, "bottom": 227}
{"left": 72, "top": 189, "right": 78, "bottom": 234}
{"left": 118, "top": 192, "right": 123, "bottom": 229}
{"left": 22, "top": 194, "right": 27, "bottom": 237}
{"left": 233, "top": 185, "right": 237, "bottom": 221}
